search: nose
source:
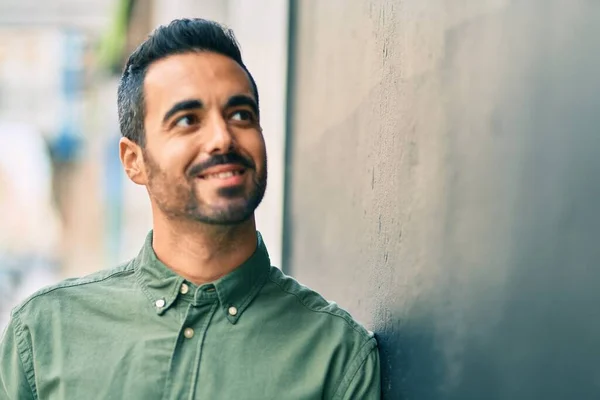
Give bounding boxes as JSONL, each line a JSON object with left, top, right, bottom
{"left": 204, "top": 112, "right": 234, "bottom": 155}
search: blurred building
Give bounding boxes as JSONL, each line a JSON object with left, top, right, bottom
{"left": 0, "top": 0, "right": 116, "bottom": 322}
{"left": 0, "top": 122, "right": 61, "bottom": 327}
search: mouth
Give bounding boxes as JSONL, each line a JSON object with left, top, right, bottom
{"left": 197, "top": 165, "right": 247, "bottom": 185}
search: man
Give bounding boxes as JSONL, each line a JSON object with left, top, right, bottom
{"left": 0, "top": 19, "right": 380, "bottom": 399}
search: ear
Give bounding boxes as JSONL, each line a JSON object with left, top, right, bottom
{"left": 119, "top": 137, "right": 147, "bottom": 185}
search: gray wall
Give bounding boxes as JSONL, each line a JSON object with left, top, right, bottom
{"left": 285, "top": 1, "right": 600, "bottom": 398}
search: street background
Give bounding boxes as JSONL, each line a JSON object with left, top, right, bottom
{"left": 0, "top": 0, "right": 288, "bottom": 326}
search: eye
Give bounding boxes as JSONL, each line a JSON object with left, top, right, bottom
{"left": 230, "top": 110, "right": 255, "bottom": 122}
{"left": 174, "top": 114, "right": 199, "bottom": 128}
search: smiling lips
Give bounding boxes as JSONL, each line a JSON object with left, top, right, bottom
{"left": 197, "top": 164, "right": 247, "bottom": 185}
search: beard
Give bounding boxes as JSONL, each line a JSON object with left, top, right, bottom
{"left": 143, "top": 149, "right": 267, "bottom": 225}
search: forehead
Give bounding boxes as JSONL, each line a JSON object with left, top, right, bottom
{"left": 143, "top": 51, "right": 254, "bottom": 110}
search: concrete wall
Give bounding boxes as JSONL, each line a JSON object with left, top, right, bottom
{"left": 286, "top": 1, "right": 600, "bottom": 398}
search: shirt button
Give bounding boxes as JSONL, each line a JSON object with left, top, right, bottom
{"left": 183, "top": 328, "right": 194, "bottom": 339}
{"left": 228, "top": 306, "right": 238, "bottom": 316}
{"left": 155, "top": 299, "right": 166, "bottom": 308}
{"left": 180, "top": 283, "right": 189, "bottom": 294}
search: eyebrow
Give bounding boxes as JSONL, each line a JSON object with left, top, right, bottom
{"left": 225, "top": 95, "right": 259, "bottom": 116}
{"left": 162, "top": 99, "right": 203, "bottom": 124}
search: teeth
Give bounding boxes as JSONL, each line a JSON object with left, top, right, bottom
{"left": 205, "top": 171, "right": 241, "bottom": 179}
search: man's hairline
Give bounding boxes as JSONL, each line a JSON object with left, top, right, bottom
{"left": 124, "top": 49, "right": 258, "bottom": 146}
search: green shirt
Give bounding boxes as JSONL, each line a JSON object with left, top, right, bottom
{"left": 0, "top": 232, "right": 380, "bottom": 399}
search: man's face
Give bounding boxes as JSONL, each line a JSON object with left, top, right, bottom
{"left": 139, "top": 51, "right": 267, "bottom": 225}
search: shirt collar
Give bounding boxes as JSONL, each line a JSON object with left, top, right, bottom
{"left": 134, "top": 230, "right": 271, "bottom": 324}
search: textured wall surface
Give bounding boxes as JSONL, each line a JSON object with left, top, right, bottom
{"left": 285, "top": 1, "right": 600, "bottom": 398}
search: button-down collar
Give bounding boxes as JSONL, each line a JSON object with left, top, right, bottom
{"left": 134, "top": 230, "right": 271, "bottom": 323}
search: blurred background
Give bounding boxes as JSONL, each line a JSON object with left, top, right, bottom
{"left": 3, "top": 0, "right": 600, "bottom": 399}
{"left": 0, "top": 0, "right": 289, "bottom": 323}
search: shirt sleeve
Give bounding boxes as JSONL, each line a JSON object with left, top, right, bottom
{"left": 0, "top": 314, "right": 36, "bottom": 400}
{"left": 334, "top": 338, "right": 381, "bottom": 400}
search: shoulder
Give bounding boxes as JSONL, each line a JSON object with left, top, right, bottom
{"left": 265, "top": 267, "right": 375, "bottom": 344}
{"left": 11, "top": 261, "right": 136, "bottom": 319}
{"left": 264, "top": 267, "right": 379, "bottom": 398}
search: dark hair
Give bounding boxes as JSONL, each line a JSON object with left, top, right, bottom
{"left": 117, "top": 18, "right": 259, "bottom": 146}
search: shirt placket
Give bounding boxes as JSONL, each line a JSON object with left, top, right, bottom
{"left": 162, "top": 288, "right": 219, "bottom": 400}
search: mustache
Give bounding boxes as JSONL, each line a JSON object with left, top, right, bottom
{"left": 187, "top": 153, "right": 255, "bottom": 178}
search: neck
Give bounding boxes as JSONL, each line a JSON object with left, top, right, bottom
{"left": 151, "top": 213, "right": 258, "bottom": 285}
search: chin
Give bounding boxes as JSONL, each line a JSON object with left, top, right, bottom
{"left": 184, "top": 197, "right": 255, "bottom": 225}
{"left": 196, "top": 210, "right": 254, "bottom": 225}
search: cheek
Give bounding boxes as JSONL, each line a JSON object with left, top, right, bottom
{"left": 150, "top": 139, "right": 197, "bottom": 176}
{"left": 238, "top": 130, "right": 267, "bottom": 168}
